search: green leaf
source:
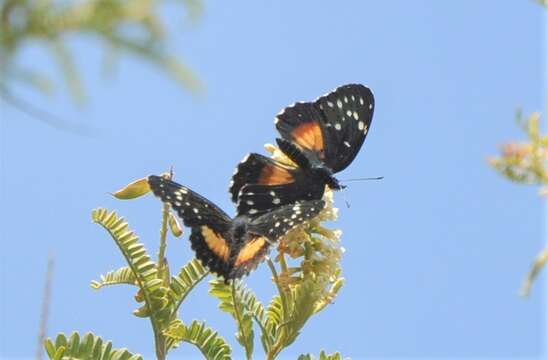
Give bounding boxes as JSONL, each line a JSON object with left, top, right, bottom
{"left": 111, "top": 177, "right": 151, "bottom": 200}
{"left": 314, "top": 278, "right": 345, "bottom": 314}
{"left": 163, "top": 319, "right": 231, "bottom": 359}
{"left": 521, "top": 246, "right": 548, "bottom": 296}
{"left": 44, "top": 332, "right": 142, "bottom": 360}
{"left": 169, "top": 258, "right": 209, "bottom": 310}
{"left": 168, "top": 212, "right": 184, "bottom": 237}
{"left": 284, "top": 279, "right": 321, "bottom": 346}
{"left": 91, "top": 266, "right": 137, "bottom": 289}
{"left": 298, "top": 350, "right": 344, "bottom": 360}
{"left": 92, "top": 208, "right": 170, "bottom": 325}
{"left": 209, "top": 280, "right": 257, "bottom": 357}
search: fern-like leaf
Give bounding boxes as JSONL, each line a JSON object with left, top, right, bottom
{"left": 169, "top": 258, "right": 210, "bottom": 311}
{"left": 44, "top": 332, "right": 142, "bottom": 360}
{"left": 163, "top": 319, "right": 231, "bottom": 359}
{"left": 92, "top": 208, "right": 170, "bottom": 325}
{"left": 313, "top": 278, "right": 345, "bottom": 314}
{"left": 266, "top": 295, "right": 284, "bottom": 329}
{"left": 298, "top": 350, "right": 344, "bottom": 360}
{"left": 209, "top": 279, "right": 255, "bottom": 358}
{"left": 284, "top": 279, "right": 321, "bottom": 346}
{"left": 91, "top": 266, "right": 137, "bottom": 289}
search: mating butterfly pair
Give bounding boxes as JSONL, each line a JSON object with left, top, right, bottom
{"left": 148, "top": 84, "right": 375, "bottom": 281}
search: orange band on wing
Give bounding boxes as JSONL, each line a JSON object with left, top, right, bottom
{"left": 258, "top": 165, "right": 294, "bottom": 185}
{"left": 201, "top": 226, "right": 230, "bottom": 262}
{"left": 234, "top": 237, "right": 268, "bottom": 266}
{"left": 291, "top": 122, "right": 324, "bottom": 152}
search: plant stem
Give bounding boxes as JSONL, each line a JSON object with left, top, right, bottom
{"left": 232, "top": 281, "right": 253, "bottom": 360}
{"left": 35, "top": 252, "right": 54, "bottom": 360}
{"left": 155, "top": 170, "right": 172, "bottom": 359}
{"left": 279, "top": 250, "right": 289, "bottom": 274}
{"left": 266, "top": 259, "right": 289, "bottom": 360}
{"left": 157, "top": 201, "right": 170, "bottom": 270}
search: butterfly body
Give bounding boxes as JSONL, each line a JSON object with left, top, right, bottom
{"left": 148, "top": 175, "right": 324, "bottom": 280}
{"left": 230, "top": 83, "right": 374, "bottom": 216}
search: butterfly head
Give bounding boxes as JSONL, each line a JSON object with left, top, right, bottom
{"left": 310, "top": 164, "right": 345, "bottom": 190}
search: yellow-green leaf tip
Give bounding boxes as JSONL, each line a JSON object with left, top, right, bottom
{"left": 111, "top": 177, "right": 151, "bottom": 199}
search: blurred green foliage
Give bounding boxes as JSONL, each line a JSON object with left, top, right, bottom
{"left": 489, "top": 112, "right": 547, "bottom": 296}
{"left": 0, "top": 0, "right": 203, "bottom": 105}
{"left": 487, "top": 0, "right": 548, "bottom": 298}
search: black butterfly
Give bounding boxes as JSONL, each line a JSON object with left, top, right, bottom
{"left": 148, "top": 175, "right": 325, "bottom": 280}
{"left": 229, "top": 83, "right": 374, "bottom": 216}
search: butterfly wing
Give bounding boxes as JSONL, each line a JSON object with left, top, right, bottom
{"left": 189, "top": 226, "right": 232, "bottom": 279}
{"left": 227, "top": 235, "right": 272, "bottom": 279}
{"left": 228, "top": 153, "right": 318, "bottom": 216}
{"left": 227, "top": 199, "right": 325, "bottom": 279}
{"left": 229, "top": 153, "right": 297, "bottom": 202}
{"left": 276, "top": 83, "right": 374, "bottom": 173}
{"left": 236, "top": 181, "right": 324, "bottom": 217}
{"left": 148, "top": 175, "right": 234, "bottom": 278}
{"left": 148, "top": 175, "right": 231, "bottom": 231}
{"left": 247, "top": 199, "right": 326, "bottom": 242}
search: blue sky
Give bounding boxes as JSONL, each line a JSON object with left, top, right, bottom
{"left": 0, "top": 1, "right": 545, "bottom": 359}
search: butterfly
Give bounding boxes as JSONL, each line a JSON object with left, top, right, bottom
{"left": 229, "top": 83, "right": 374, "bottom": 216}
{"left": 148, "top": 175, "right": 325, "bottom": 280}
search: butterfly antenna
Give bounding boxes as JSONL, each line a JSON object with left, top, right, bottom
{"left": 340, "top": 176, "right": 384, "bottom": 182}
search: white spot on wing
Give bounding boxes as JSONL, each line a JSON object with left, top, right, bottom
{"left": 358, "top": 121, "right": 365, "bottom": 131}
{"left": 337, "top": 99, "right": 343, "bottom": 109}
{"left": 353, "top": 111, "right": 359, "bottom": 120}
{"left": 241, "top": 154, "right": 250, "bottom": 163}
{"left": 193, "top": 208, "right": 199, "bottom": 214}
{"left": 246, "top": 200, "right": 254, "bottom": 205}
{"left": 346, "top": 110, "right": 352, "bottom": 117}
{"left": 335, "top": 123, "right": 342, "bottom": 131}
{"left": 343, "top": 141, "right": 351, "bottom": 148}
{"left": 369, "top": 103, "right": 373, "bottom": 110}
{"left": 327, "top": 101, "right": 334, "bottom": 108}
{"left": 249, "top": 209, "right": 258, "bottom": 214}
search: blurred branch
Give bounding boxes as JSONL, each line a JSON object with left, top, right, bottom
{"left": 1, "top": 0, "right": 203, "bottom": 127}
{"left": 35, "top": 252, "right": 54, "bottom": 360}
{"left": 0, "top": 84, "right": 97, "bottom": 135}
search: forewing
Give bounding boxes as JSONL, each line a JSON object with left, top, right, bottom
{"left": 314, "top": 84, "right": 374, "bottom": 172}
{"left": 247, "top": 199, "right": 326, "bottom": 242}
{"left": 275, "top": 84, "right": 374, "bottom": 173}
{"left": 148, "top": 175, "right": 231, "bottom": 233}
